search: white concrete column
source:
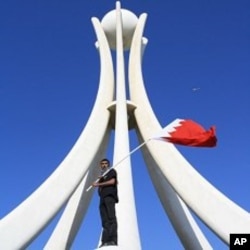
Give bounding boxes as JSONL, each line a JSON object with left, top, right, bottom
{"left": 112, "top": 2, "right": 141, "bottom": 250}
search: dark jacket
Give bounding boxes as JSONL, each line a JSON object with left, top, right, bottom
{"left": 98, "top": 169, "right": 118, "bottom": 203}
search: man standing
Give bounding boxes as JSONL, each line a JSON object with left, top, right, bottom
{"left": 92, "top": 158, "right": 118, "bottom": 247}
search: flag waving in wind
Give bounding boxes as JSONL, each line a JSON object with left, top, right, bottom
{"left": 87, "top": 119, "right": 216, "bottom": 191}
{"left": 153, "top": 119, "right": 217, "bottom": 147}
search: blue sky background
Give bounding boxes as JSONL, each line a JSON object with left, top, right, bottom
{"left": 0, "top": 0, "right": 249, "bottom": 249}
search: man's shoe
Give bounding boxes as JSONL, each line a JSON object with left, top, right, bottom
{"left": 106, "top": 241, "right": 117, "bottom": 246}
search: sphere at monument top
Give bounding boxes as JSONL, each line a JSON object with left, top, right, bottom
{"left": 101, "top": 9, "right": 138, "bottom": 51}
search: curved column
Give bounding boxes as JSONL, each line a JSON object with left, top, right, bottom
{"left": 0, "top": 16, "right": 115, "bottom": 250}
{"left": 137, "top": 131, "right": 212, "bottom": 250}
{"left": 44, "top": 129, "right": 111, "bottom": 250}
{"left": 44, "top": 170, "right": 93, "bottom": 250}
{"left": 129, "top": 13, "right": 212, "bottom": 250}
{"left": 128, "top": 12, "right": 250, "bottom": 246}
{"left": 44, "top": 16, "right": 114, "bottom": 250}
{"left": 111, "top": 2, "right": 141, "bottom": 250}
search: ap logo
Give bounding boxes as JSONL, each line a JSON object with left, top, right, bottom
{"left": 230, "top": 234, "right": 250, "bottom": 249}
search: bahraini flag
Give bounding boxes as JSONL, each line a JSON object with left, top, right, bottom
{"left": 153, "top": 119, "right": 217, "bottom": 147}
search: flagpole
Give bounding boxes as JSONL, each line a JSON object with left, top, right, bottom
{"left": 86, "top": 138, "right": 151, "bottom": 192}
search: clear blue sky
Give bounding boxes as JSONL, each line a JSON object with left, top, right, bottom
{"left": 0, "top": 0, "right": 249, "bottom": 249}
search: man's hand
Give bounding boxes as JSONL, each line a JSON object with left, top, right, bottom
{"left": 92, "top": 182, "right": 99, "bottom": 187}
{"left": 92, "top": 178, "right": 115, "bottom": 188}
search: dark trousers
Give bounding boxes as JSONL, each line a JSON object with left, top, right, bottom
{"left": 99, "top": 196, "right": 117, "bottom": 244}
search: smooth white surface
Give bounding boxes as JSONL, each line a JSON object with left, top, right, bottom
{"left": 101, "top": 8, "right": 138, "bottom": 50}
{"left": 111, "top": 2, "right": 141, "bottom": 249}
{"left": 0, "top": 12, "right": 115, "bottom": 250}
{"left": 128, "top": 13, "right": 212, "bottom": 250}
{"left": 44, "top": 17, "right": 115, "bottom": 250}
{"left": 128, "top": 9, "right": 250, "bottom": 246}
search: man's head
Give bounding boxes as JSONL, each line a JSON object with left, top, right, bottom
{"left": 100, "top": 158, "right": 110, "bottom": 171}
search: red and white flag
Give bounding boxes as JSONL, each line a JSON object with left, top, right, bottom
{"left": 153, "top": 119, "right": 217, "bottom": 147}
